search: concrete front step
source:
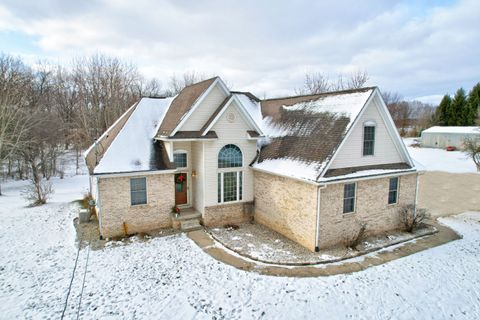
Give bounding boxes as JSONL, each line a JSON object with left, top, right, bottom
{"left": 180, "top": 219, "right": 202, "bottom": 231}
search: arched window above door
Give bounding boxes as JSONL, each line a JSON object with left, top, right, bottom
{"left": 218, "top": 144, "right": 242, "bottom": 168}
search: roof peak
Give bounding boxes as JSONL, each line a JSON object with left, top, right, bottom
{"left": 262, "top": 86, "right": 377, "bottom": 102}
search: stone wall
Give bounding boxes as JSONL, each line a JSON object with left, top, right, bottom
{"left": 98, "top": 173, "right": 174, "bottom": 238}
{"left": 203, "top": 201, "right": 254, "bottom": 227}
{"left": 253, "top": 171, "right": 318, "bottom": 251}
{"left": 319, "top": 173, "right": 417, "bottom": 248}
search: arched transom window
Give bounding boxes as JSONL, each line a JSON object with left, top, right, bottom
{"left": 218, "top": 144, "right": 243, "bottom": 203}
{"left": 218, "top": 144, "right": 242, "bottom": 168}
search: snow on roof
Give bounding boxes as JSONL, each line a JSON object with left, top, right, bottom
{"left": 94, "top": 97, "right": 173, "bottom": 174}
{"left": 422, "top": 126, "right": 480, "bottom": 134}
{"left": 238, "top": 89, "right": 375, "bottom": 182}
{"left": 280, "top": 89, "right": 373, "bottom": 131}
{"left": 252, "top": 158, "right": 323, "bottom": 182}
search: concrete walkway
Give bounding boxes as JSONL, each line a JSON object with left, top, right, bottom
{"left": 187, "top": 221, "right": 461, "bottom": 277}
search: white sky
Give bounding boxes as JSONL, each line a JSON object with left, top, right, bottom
{"left": 0, "top": 0, "right": 479, "bottom": 104}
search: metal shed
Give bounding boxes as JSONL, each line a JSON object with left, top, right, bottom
{"left": 420, "top": 126, "right": 480, "bottom": 149}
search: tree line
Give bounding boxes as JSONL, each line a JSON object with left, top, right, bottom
{"left": 435, "top": 84, "right": 480, "bottom": 126}
{"left": 0, "top": 52, "right": 205, "bottom": 200}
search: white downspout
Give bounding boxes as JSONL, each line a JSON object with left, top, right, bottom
{"left": 414, "top": 172, "right": 421, "bottom": 217}
{"left": 315, "top": 184, "right": 327, "bottom": 252}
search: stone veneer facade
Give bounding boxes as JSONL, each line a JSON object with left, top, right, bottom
{"left": 319, "top": 173, "right": 417, "bottom": 248}
{"left": 97, "top": 173, "right": 175, "bottom": 238}
{"left": 203, "top": 201, "right": 254, "bottom": 227}
{"left": 253, "top": 170, "right": 418, "bottom": 251}
{"left": 253, "top": 171, "right": 318, "bottom": 251}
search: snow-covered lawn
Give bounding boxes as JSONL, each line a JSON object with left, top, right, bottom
{"left": 1, "top": 169, "right": 480, "bottom": 319}
{"left": 404, "top": 138, "right": 478, "bottom": 173}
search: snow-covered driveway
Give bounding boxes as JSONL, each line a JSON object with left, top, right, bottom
{"left": 1, "top": 174, "right": 480, "bottom": 319}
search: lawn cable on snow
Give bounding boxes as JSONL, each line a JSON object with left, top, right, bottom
{"left": 76, "top": 243, "right": 90, "bottom": 320}
{"left": 61, "top": 238, "right": 82, "bottom": 319}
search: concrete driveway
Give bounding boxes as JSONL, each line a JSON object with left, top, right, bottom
{"left": 418, "top": 171, "right": 480, "bottom": 217}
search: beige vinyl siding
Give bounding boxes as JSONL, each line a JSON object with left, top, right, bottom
{"left": 191, "top": 141, "right": 205, "bottom": 213}
{"left": 173, "top": 141, "right": 192, "bottom": 166}
{"left": 329, "top": 97, "right": 404, "bottom": 169}
{"left": 180, "top": 84, "right": 228, "bottom": 131}
{"left": 203, "top": 100, "right": 257, "bottom": 207}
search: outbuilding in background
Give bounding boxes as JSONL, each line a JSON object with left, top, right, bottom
{"left": 420, "top": 126, "right": 480, "bottom": 149}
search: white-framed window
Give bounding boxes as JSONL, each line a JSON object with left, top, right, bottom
{"left": 130, "top": 177, "right": 147, "bottom": 205}
{"left": 388, "top": 177, "right": 399, "bottom": 204}
{"left": 343, "top": 183, "right": 356, "bottom": 213}
{"left": 173, "top": 151, "right": 187, "bottom": 168}
{"left": 363, "top": 125, "right": 375, "bottom": 156}
{"left": 217, "top": 144, "right": 243, "bottom": 203}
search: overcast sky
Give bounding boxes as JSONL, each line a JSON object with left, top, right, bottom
{"left": 1, "top": 0, "right": 479, "bottom": 104}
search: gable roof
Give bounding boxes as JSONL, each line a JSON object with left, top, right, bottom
{"left": 93, "top": 97, "right": 174, "bottom": 175}
{"left": 155, "top": 77, "right": 218, "bottom": 137}
{"left": 199, "top": 93, "right": 264, "bottom": 136}
{"left": 248, "top": 87, "right": 386, "bottom": 182}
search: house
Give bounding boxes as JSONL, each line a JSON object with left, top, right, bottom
{"left": 84, "top": 76, "right": 419, "bottom": 251}
{"left": 420, "top": 126, "right": 480, "bottom": 149}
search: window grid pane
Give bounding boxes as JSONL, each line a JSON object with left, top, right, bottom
{"left": 363, "top": 126, "right": 375, "bottom": 156}
{"left": 130, "top": 177, "right": 147, "bottom": 205}
{"left": 218, "top": 144, "right": 243, "bottom": 168}
{"left": 239, "top": 172, "right": 243, "bottom": 201}
{"left": 223, "top": 172, "right": 237, "bottom": 202}
{"left": 173, "top": 153, "right": 187, "bottom": 168}
{"left": 343, "top": 183, "right": 356, "bottom": 213}
{"left": 218, "top": 173, "right": 221, "bottom": 203}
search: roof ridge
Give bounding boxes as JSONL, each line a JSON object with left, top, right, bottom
{"left": 182, "top": 76, "right": 219, "bottom": 90}
{"left": 262, "top": 86, "right": 377, "bottom": 102}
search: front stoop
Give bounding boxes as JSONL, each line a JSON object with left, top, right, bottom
{"left": 180, "top": 219, "right": 202, "bottom": 231}
{"left": 171, "top": 209, "right": 202, "bottom": 232}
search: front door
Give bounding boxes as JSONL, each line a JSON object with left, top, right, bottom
{"left": 175, "top": 173, "right": 188, "bottom": 205}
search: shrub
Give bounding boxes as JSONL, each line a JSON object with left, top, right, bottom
{"left": 399, "top": 204, "right": 430, "bottom": 232}
{"left": 22, "top": 179, "right": 54, "bottom": 206}
{"left": 345, "top": 222, "right": 367, "bottom": 250}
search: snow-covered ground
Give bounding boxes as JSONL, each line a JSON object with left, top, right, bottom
{"left": 404, "top": 138, "right": 478, "bottom": 173}
{"left": 1, "top": 159, "right": 480, "bottom": 319}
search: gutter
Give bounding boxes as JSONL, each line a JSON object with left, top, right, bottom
{"left": 92, "top": 169, "right": 176, "bottom": 178}
{"left": 319, "top": 169, "right": 418, "bottom": 184}
{"left": 315, "top": 184, "right": 327, "bottom": 252}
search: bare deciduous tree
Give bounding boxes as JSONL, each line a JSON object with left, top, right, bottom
{"left": 166, "top": 71, "right": 208, "bottom": 96}
{"left": 463, "top": 136, "right": 480, "bottom": 172}
{"left": 295, "top": 70, "right": 369, "bottom": 95}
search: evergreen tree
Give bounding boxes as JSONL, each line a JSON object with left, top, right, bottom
{"left": 450, "top": 88, "right": 467, "bottom": 125}
{"left": 467, "top": 82, "right": 480, "bottom": 125}
{"left": 436, "top": 94, "right": 451, "bottom": 125}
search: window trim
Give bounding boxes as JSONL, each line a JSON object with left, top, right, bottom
{"left": 343, "top": 182, "right": 357, "bottom": 214}
{"left": 130, "top": 177, "right": 147, "bottom": 206}
{"left": 388, "top": 177, "right": 399, "bottom": 205}
{"left": 218, "top": 170, "right": 243, "bottom": 204}
{"left": 362, "top": 123, "right": 376, "bottom": 157}
{"left": 173, "top": 150, "right": 188, "bottom": 169}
